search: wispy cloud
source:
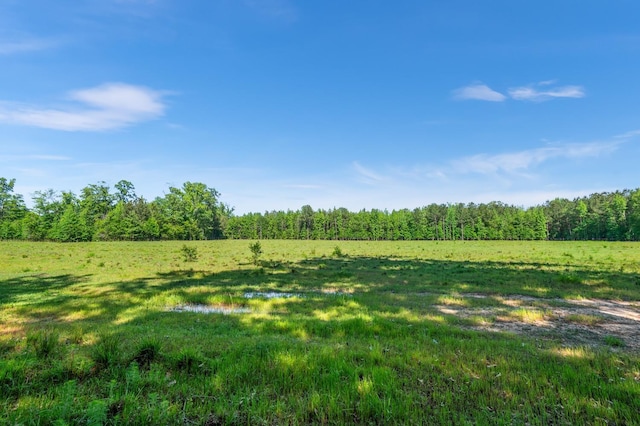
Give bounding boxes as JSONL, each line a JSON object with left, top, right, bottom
{"left": 0, "top": 83, "right": 167, "bottom": 131}
{"left": 453, "top": 80, "right": 585, "bottom": 102}
{"left": 451, "top": 141, "right": 618, "bottom": 176}
{"left": 508, "top": 82, "right": 585, "bottom": 102}
{"left": 452, "top": 83, "right": 506, "bottom": 102}
{"left": 353, "top": 161, "right": 386, "bottom": 184}
{"left": 614, "top": 129, "right": 640, "bottom": 139}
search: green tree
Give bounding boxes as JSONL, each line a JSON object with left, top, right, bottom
{"left": 627, "top": 189, "right": 640, "bottom": 240}
{"left": 0, "top": 178, "right": 27, "bottom": 239}
{"left": 153, "top": 182, "right": 222, "bottom": 240}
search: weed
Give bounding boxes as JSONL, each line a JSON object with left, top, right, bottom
{"left": 332, "top": 245, "right": 344, "bottom": 257}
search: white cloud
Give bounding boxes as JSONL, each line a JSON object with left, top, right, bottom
{"left": 452, "top": 84, "right": 506, "bottom": 102}
{"left": 0, "top": 83, "right": 167, "bottom": 131}
{"left": 451, "top": 141, "right": 618, "bottom": 175}
{"left": 453, "top": 80, "right": 585, "bottom": 103}
{"left": 508, "top": 82, "right": 585, "bottom": 102}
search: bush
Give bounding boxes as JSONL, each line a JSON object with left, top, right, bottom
{"left": 180, "top": 245, "right": 198, "bottom": 262}
{"left": 249, "top": 241, "right": 262, "bottom": 265}
{"left": 332, "top": 245, "right": 344, "bottom": 257}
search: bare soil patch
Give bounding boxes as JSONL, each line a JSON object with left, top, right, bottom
{"left": 433, "top": 294, "right": 640, "bottom": 352}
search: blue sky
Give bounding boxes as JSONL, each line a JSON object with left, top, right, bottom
{"left": 1, "top": 1, "right": 639, "bottom": 214}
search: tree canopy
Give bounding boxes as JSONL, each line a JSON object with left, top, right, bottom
{"left": 1, "top": 177, "right": 639, "bottom": 241}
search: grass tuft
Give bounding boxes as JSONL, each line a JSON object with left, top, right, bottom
{"left": 90, "top": 334, "right": 122, "bottom": 369}
{"left": 27, "top": 329, "right": 60, "bottom": 360}
{"left": 557, "top": 273, "right": 582, "bottom": 284}
{"left": 132, "top": 339, "right": 162, "bottom": 368}
{"left": 565, "top": 313, "right": 602, "bottom": 325}
{"left": 172, "top": 348, "right": 203, "bottom": 373}
{"left": 604, "top": 335, "right": 625, "bottom": 347}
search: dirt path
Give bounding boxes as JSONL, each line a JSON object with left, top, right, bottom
{"left": 432, "top": 294, "right": 640, "bottom": 352}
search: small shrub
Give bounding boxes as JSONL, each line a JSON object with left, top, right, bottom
{"left": 27, "top": 329, "right": 60, "bottom": 359}
{"left": 332, "top": 246, "right": 344, "bottom": 257}
{"left": 181, "top": 245, "right": 199, "bottom": 262}
{"left": 249, "top": 241, "right": 262, "bottom": 265}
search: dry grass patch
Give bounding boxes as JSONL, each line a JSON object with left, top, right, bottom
{"left": 565, "top": 313, "right": 603, "bottom": 326}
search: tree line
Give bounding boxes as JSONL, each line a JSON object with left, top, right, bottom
{"left": 0, "top": 178, "right": 230, "bottom": 242}
{"left": 1, "top": 177, "right": 639, "bottom": 241}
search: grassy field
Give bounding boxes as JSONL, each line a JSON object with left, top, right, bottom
{"left": 1, "top": 240, "right": 639, "bottom": 425}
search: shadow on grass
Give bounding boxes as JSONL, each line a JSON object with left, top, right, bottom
{"left": 0, "top": 274, "right": 90, "bottom": 305}
{"left": 1, "top": 255, "right": 639, "bottom": 424}
{"left": 2, "top": 254, "right": 639, "bottom": 326}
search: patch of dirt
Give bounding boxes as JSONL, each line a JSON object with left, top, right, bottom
{"left": 433, "top": 294, "right": 640, "bottom": 352}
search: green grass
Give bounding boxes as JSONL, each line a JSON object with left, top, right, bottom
{"left": 0, "top": 240, "right": 639, "bottom": 424}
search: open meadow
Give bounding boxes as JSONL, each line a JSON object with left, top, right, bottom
{"left": 1, "top": 240, "right": 639, "bottom": 425}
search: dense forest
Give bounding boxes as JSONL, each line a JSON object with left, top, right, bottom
{"left": 1, "top": 177, "right": 639, "bottom": 241}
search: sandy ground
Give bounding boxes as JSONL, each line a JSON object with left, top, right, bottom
{"left": 433, "top": 294, "right": 640, "bottom": 352}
